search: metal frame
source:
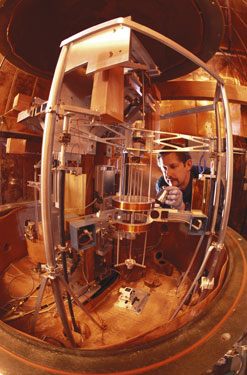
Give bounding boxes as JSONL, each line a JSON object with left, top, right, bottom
{"left": 40, "top": 16, "right": 233, "bottom": 339}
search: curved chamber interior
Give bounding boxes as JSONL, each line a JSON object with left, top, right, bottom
{"left": 0, "top": 15, "right": 244, "bottom": 375}
{"left": 0, "top": 204, "right": 228, "bottom": 349}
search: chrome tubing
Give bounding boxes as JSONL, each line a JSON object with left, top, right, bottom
{"left": 218, "top": 83, "right": 233, "bottom": 247}
{"left": 170, "top": 243, "right": 216, "bottom": 321}
{"left": 209, "top": 82, "right": 223, "bottom": 236}
{"left": 41, "top": 45, "right": 69, "bottom": 267}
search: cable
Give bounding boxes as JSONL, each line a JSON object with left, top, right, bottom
{"left": 219, "top": 48, "right": 247, "bottom": 82}
{"left": 6, "top": 274, "right": 34, "bottom": 300}
{"left": 58, "top": 169, "right": 80, "bottom": 334}
{"left": 84, "top": 197, "right": 97, "bottom": 209}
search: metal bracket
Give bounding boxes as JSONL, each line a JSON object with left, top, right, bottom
{"left": 43, "top": 265, "right": 62, "bottom": 280}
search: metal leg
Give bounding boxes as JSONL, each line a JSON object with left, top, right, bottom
{"left": 31, "top": 274, "right": 77, "bottom": 348}
{"left": 142, "top": 231, "right": 148, "bottom": 266}
{"left": 51, "top": 277, "right": 76, "bottom": 347}
{"left": 176, "top": 235, "right": 205, "bottom": 291}
{"left": 58, "top": 276, "right": 104, "bottom": 330}
{"left": 31, "top": 276, "right": 48, "bottom": 334}
{"left": 169, "top": 242, "right": 216, "bottom": 321}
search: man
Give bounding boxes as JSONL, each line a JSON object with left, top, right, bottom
{"left": 156, "top": 149, "right": 208, "bottom": 211}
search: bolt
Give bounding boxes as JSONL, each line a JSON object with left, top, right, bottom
{"left": 221, "top": 333, "right": 231, "bottom": 341}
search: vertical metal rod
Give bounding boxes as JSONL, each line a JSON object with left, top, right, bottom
{"left": 137, "top": 168, "right": 140, "bottom": 198}
{"left": 119, "top": 153, "right": 123, "bottom": 199}
{"left": 187, "top": 84, "right": 223, "bottom": 307}
{"left": 218, "top": 83, "right": 233, "bottom": 246}
{"left": 60, "top": 115, "right": 70, "bottom": 166}
{"left": 123, "top": 162, "right": 127, "bottom": 200}
{"left": 181, "top": 82, "right": 230, "bottom": 306}
{"left": 127, "top": 165, "right": 130, "bottom": 198}
{"left": 198, "top": 83, "right": 233, "bottom": 301}
{"left": 40, "top": 45, "right": 77, "bottom": 346}
{"left": 132, "top": 165, "right": 135, "bottom": 198}
{"left": 131, "top": 165, "right": 133, "bottom": 196}
{"left": 116, "top": 232, "right": 120, "bottom": 265}
{"left": 209, "top": 83, "right": 222, "bottom": 235}
{"left": 142, "top": 71, "right": 145, "bottom": 127}
{"left": 41, "top": 45, "right": 69, "bottom": 267}
{"left": 140, "top": 170, "right": 143, "bottom": 198}
{"left": 133, "top": 165, "right": 137, "bottom": 199}
{"left": 34, "top": 165, "right": 39, "bottom": 240}
{"left": 142, "top": 231, "right": 148, "bottom": 266}
{"left": 148, "top": 139, "right": 153, "bottom": 199}
{"left": 196, "top": 90, "right": 222, "bottom": 303}
{"left": 193, "top": 84, "right": 223, "bottom": 304}
{"left": 136, "top": 168, "right": 138, "bottom": 198}
{"left": 128, "top": 165, "right": 133, "bottom": 201}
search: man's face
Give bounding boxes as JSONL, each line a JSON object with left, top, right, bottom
{"left": 158, "top": 153, "right": 192, "bottom": 190}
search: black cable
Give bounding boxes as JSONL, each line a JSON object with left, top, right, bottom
{"left": 58, "top": 170, "right": 66, "bottom": 247}
{"left": 58, "top": 169, "right": 80, "bottom": 333}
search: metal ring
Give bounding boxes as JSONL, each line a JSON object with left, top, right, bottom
{"left": 112, "top": 196, "right": 155, "bottom": 211}
{"left": 114, "top": 221, "right": 152, "bottom": 233}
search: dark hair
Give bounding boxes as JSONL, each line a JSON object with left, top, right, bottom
{"left": 157, "top": 145, "right": 192, "bottom": 165}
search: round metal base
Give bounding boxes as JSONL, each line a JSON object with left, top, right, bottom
{"left": 0, "top": 227, "right": 246, "bottom": 375}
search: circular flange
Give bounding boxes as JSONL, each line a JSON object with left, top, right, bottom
{"left": 0, "top": 227, "right": 247, "bottom": 374}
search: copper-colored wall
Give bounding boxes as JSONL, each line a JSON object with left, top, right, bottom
{"left": 158, "top": 54, "right": 247, "bottom": 138}
{"left": 0, "top": 54, "right": 51, "bottom": 204}
{"left": 0, "top": 53, "right": 50, "bottom": 133}
{"left": 156, "top": 52, "right": 247, "bottom": 237}
{"left": 159, "top": 99, "right": 247, "bottom": 139}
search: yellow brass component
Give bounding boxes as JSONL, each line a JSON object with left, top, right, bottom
{"left": 114, "top": 221, "right": 152, "bottom": 233}
{"left": 112, "top": 196, "right": 155, "bottom": 211}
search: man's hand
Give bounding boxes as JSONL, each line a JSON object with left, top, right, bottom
{"left": 157, "top": 186, "right": 185, "bottom": 210}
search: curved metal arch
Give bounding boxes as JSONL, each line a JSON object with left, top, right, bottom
{"left": 40, "top": 15, "right": 233, "bottom": 349}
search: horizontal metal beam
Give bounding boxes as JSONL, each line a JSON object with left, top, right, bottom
{"left": 157, "top": 81, "right": 247, "bottom": 104}
{"left": 160, "top": 104, "right": 214, "bottom": 120}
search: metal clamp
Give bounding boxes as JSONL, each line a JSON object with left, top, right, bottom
{"left": 58, "top": 131, "right": 71, "bottom": 144}
{"left": 43, "top": 265, "right": 61, "bottom": 280}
